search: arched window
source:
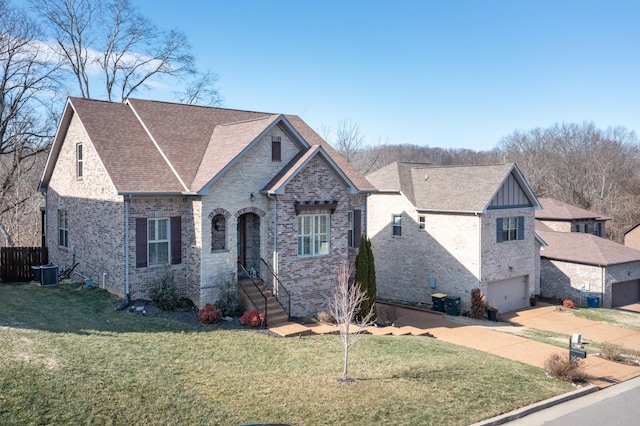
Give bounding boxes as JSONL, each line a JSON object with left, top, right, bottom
{"left": 212, "top": 214, "right": 226, "bottom": 251}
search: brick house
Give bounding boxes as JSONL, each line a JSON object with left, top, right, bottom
{"left": 537, "top": 204, "right": 640, "bottom": 308}
{"left": 365, "top": 162, "right": 542, "bottom": 313}
{"left": 38, "top": 97, "right": 375, "bottom": 318}
{"left": 536, "top": 197, "right": 609, "bottom": 236}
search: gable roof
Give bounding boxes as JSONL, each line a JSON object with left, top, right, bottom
{"left": 536, "top": 197, "right": 610, "bottom": 221}
{"left": 39, "top": 97, "right": 375, "bottom": 195}
{"left": 536, "top": 227, "right": 640, "bottom": 266}
{"left": 366, "top": 161, "right": 540, "bottom": 213}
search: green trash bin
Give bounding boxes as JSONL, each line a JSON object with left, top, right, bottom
{"left": 432, "top": 293, "right": 447, "bottom": 312}
{"left": 444, "top": 296, "right": 461, "bottom": 316}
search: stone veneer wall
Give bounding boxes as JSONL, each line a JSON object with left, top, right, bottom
{"left": 480, "top": 208, "right": 537, "bottom": 300}
{"left": 276, "top": 156, "right": 364, "bottom": 317}
{"left": 198, "top": 125, "right": 299, "bottom": 306}
{"left": 541, "top": 258, "right": 640, "bottom": 308}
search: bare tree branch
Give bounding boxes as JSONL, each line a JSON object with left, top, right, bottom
{"left": 329, "top": 263, "right": 375, "bottom": 381}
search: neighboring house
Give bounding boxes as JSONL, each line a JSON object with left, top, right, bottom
{"left": 537, "top": 221, "right": 640, "bottom": 307}
{"left": 623, "top": 222, "right": 640, "bottom": 251}
{"left": 366, "top": 162, "right": 542, "bottom": 313}
{"left": 38, "top": 97, "right": 375, "bottom": 319}
{"left": 536, "top": 197, "right": 608, "bottom": 237}
{"left": 535, "top": 199, "right": 640, "bottom": 308}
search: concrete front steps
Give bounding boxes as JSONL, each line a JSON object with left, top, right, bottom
{"left": 269, "top": 322, "right": 434, "bottom": 338}
{"left": 238, "top": 277, "right": 290, "bottom": 327}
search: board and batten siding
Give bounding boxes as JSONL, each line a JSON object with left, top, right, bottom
{"left": 488, "top": 173, "right": 533, "bottom": 209}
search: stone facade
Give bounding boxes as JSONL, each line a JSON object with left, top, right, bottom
{"left": 368, "top": 193, "right": 537, "bottom": 310}
{"left": 46, "top": 112, "right": 366, "bottom": 316}
{"left": 276, "top": 156, "right": 366, "bottom": 317}
{"left": 541, "top": 258, "right": 640, "bottom": 308}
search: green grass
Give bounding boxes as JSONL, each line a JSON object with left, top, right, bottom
{"left": 572, "top": 307, "right": 640, "bottom": 332}
{"left": 0, "top": 283, "right": 573, "bottom": 425}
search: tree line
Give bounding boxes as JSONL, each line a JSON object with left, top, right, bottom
{"left": 2, "top": 0, "right": 639, "bottom": 248}
{"left": 0, "top": 0, "right": 220, "bottom": 247}
{"left": 326, "top": 120, "right": 640, "bottom": 243}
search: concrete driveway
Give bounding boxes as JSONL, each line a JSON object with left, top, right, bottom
{"left": 390, "top": 304, "right": 640, "bottom": 388}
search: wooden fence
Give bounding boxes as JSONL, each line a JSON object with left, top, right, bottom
{"left": 0, "top": 247, "right": 48, "bottom": 282}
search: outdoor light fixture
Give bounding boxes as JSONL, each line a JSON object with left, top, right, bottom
{"left": 249, "top": 193, "right": 255, "bottom": 202}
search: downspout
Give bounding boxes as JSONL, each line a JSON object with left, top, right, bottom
{"left": 268, "top": 193, "right": 278, "bottom": 293}
{"left": 116, "top": 195, "right": 131, "bottom": 311}
{"left": 477, "top": 212, "right": 482, "bottom": 287}
{"left": 601, "top": 266, "right": 605, "bottom": 308}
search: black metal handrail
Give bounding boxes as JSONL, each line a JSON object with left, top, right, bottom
{"left": 259, "top": 257, "right": 291, "bottom": 321}
{"left": 237, "top": 262, "right": 267, "bottom": 327}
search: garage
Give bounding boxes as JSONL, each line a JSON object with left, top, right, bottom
{"left": 487, "top": 276, "right": 528, "bottom": 313}
{"left": 612, "top": 280, "right": 640, "bottom": 307}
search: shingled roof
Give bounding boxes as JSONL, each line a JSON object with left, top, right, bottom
{"left": 366, "top": 161, "right": 539, "bottom": 213}
{"left": 537, "top": 227, "right": 640, "bottom": 266}
{"left": 536, "top": 197, "right": 610, "bottom": 221}
{"left": 39, "top": 97, "right": 375, "bottom": 195}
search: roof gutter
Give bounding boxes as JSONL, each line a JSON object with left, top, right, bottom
{"left": 117, "top": 191, "right": 197, "bottom": 196}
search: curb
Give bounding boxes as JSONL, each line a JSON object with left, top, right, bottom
{"left": 469, "top": 385, "right": 599, "bottom": 426}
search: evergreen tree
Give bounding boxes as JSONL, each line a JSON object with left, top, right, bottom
{"left": 355, "top": 236, "right": 377, "bottom": 321}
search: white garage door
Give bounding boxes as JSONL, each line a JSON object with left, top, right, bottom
{"left": 612, "top": 280, "right": 640, "bottom": 307}
{"left": 487, "top": 276, "right": 528, "bottom": 313}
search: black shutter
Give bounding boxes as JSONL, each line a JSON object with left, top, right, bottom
{"left": 353, "top": 210, "right": 362, "bottom": 247}
{"left": 496, "top": 218, "right": 504, "bottom": 243}
{"left": 170, "top": 216, "right": 182, "bottom": 264}
{"left": 517, "top": 216, "right": 525, "bottom": 240}
{"left": 136, "top": 218, "right": 147, "bottom": 268}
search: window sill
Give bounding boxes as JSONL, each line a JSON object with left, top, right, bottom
{"left": 297, "top": 253, "right": 330, "bottom": 259}
{"left": 211, "top": 249, "right": 229, "bottom": 254}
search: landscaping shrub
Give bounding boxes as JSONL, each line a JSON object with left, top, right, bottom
{"left": 240, "top": 309, "right": 264, "bottom": 327}
{"left": 149, "top": 273, "right": 179, "bottom": 310}
{"left": 544, "top": 352, "right": 587, "bottom": 382}
{"left": 214, "top": 282, "right": 241, "bottom": 317}
{"left": 600, "top": 343, "right": 625, "bottom": 362}
{"left": 317, "top": 311, "right": 336, "bottom": 324}
{"left": 199, "top": 303, "right": 222, "bottom": 324}
{"left": 376, "top": 304, "right": 397, "bottom": 326}
{"left": 563, "top": 299, "right": 575, "bottom": 309}
{"left": 470, "top": 288, "right": 486, "bottom": 319}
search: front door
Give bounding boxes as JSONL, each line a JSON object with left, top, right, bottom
{"left": 237, "top": 215, "right": 246, "bottom": 267}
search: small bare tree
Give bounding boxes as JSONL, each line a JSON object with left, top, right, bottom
{"left": 329, "top": 263, "right": 375, "bottom": 382}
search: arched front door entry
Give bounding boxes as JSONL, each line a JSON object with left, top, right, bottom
{"left": 237, "top": 212, "right": 260, "bottom": 275}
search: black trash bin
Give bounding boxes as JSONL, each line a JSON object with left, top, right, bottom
{"left": 40, "top": 265, "right": 58, "bottom": 286}
{"left": 432, "top": 293, "right": 447, "bottom": 312}
{"left": 444, "top": 296, "right": 461, "bottom": 316}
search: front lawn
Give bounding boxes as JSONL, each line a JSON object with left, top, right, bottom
{"left": 0, "top": 283, "right": 572, "bottom": 425}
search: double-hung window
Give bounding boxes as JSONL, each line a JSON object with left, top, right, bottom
{"left": 76, "top": 143, "right": 83, "bottom": 178}
{"left": 392, "top": 215, "right": 402, "bottom": 236}
{"left": 148, "top": 218, "right": 170, "bottom": 265}
{"left": 497, "top": 216, "right": 524, "bottom": 242}
{"left": 58, "top": 210, "right": 69, "bottom": 248}
{"left": 298, "top": 214, "right": 330, "bottom": 256}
